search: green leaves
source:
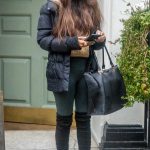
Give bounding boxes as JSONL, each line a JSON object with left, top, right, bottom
{"left": 117, "top": 9, "right": 150, "bottom": 107}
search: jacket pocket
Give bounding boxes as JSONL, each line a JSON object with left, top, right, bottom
{"left": 46, "top": 61, "right": 58, "bottom": 79}
{"left": 46, "top": 60, "right": 64, "bottom": 79}
{"left": 54, "top": 62, "right": 64, "bottom": 79}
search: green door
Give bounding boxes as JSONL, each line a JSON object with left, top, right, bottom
{"left": 0, "top": 0, "right": 57, "bottom": 125}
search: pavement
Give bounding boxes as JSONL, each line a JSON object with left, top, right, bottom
{"left": 5, "top": 130, "right": 99, "bottom": 150}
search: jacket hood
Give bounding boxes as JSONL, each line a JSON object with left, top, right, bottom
{"left": 47, "top": 0, "right": 59, "bottom": 12}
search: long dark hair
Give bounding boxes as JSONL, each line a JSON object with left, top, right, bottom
{"left": 52, "top": 0, "right": 102, "bottom": 39}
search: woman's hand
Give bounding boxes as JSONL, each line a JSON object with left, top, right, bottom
{"left": 95, "top": 30, "right": 106, "bottom": 43}
{"left": 78, "top": 36, "right": 95, "bottom": 48}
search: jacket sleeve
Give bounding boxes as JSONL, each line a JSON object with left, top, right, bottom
{"left": 37, "top": 2, "right": 81, "bottom": 53}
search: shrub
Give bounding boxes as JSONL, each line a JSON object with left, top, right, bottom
{"left": 117, "top": 8, "right": 150, "bottom": 106}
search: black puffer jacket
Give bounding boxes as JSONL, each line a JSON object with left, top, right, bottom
{"left": 37, "top": 0, "right": 105, "bottom": 92}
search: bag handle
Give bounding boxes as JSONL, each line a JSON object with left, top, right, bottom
{"left": 86, "top": 49, "right": 101, "bottom": 72}
{"left": 102, "top": 45, "right": 114, "bottom": 69}
{"left": 93, "top": 52, "right": 101, "bottom": 71}
{"left": 86, "top": 45, "right": 114, "bottom": 72}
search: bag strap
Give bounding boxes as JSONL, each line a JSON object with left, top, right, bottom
{"left": 102, "top": 45, "right": 114, "bottom": 69}
{"left": 93, "top": 51, "right": 101, "bottom": 71}
{"left": 86, "top": 45, "right": 114, "bottom": 71}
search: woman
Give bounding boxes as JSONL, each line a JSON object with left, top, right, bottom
{"left": 37, "top": 0, "right": 106, "bottom": 149}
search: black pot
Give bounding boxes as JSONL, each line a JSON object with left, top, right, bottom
{"left": 146, "top": 32, "right": 150, "bottom": 47}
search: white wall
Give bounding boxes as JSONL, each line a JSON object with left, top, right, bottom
{"left": 91, "top": 0, "right": 145, "bottom": 144}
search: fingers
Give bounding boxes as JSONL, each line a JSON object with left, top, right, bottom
{"left": 77, "top": 30, "right": 106, "bottom": 48}
{"left": 96, "top": 30, "right": 106, "bottom": 43}
{"left": 96, "top": 35, "right": 106, "bottom": 42}
{"left": 78, "top": 40, "right": 95, "bottom": 47}
{"left": 78, "top": 39, "right": 88, "bottom": 47}
{"left": 96, "top": 30, "right": 105, "bottom": 36}
{"left": 78, "top": 36, "right": 96, "bottom": 47}
{"left": 78, "top": 36, "right": 87, "bottom": 41}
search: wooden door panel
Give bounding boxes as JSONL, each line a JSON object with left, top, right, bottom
{"left": 2, "top": 58, "right": 31, "bottom": 106}
{"left": 1, "top": 16, "right": 31, "bottom": 35}
{"left": 0, "top": 0, "right": 57, "bottom": 124}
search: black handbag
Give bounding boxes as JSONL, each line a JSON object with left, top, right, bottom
{"left": 84, "top": 45, "right": 126, "bottom": 115}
